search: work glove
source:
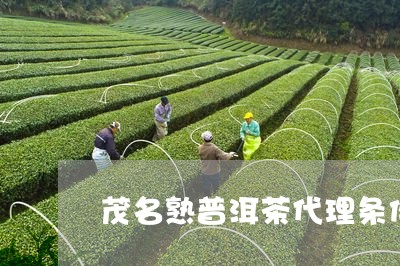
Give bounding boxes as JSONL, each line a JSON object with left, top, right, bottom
{"left": 229, "top": 152, "right": 237, "bottom": 158}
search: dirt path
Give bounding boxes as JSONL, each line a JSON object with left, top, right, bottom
{"left": 297, "top": 71, "right": 358, "bottom": 265}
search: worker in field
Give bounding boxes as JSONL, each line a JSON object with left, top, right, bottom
{"left": 152, "top": 96, "right": 172, "bottom": 141}
{"left": 240, "top": 112, "right": 261, "bottom": 160}
{"left": 198, "top": 131, "right": 236, "bottom": 195}
{"left": 92, "top": 121, "right": 122, "bottom": 171}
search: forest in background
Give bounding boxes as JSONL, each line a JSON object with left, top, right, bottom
{"left": 1, "top": 0, "right": 400, "bottom": 49}
{"left": 0, "top": 0, "right": 133, "bottom": 23}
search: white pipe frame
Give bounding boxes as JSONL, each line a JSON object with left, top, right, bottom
{"left": 386, "top": 72, "right": 400, "bottom": 88}
{"left": 308, "top": 85, "right": 343, "bottom": 107}
{"left": 326, "top": 72, "right": 350, "bottom": 85}
{"left": 157, "top": 74, "right": 197, "bottom": 90}
{"left": 189, "top": 121, "right": 221, "bottom": 146}
{"left": 99, "top": 83, "right": 155, "bottom": 104}
{"left": 298, "top": 98, "right": 339, "bottom": 120}
{"left": 353, "top": 69, "right": 400, "bottom": 158}
{"left": 215, "top": 62, "right": 230, "bottom": 71}
{"left": 101, "top": 54, "right": 263, "bottom": 104}
{"left": 336, "top": 65, "right": 353, "bottom": 78}
{"left": 177, "top": 48, "right": 186, "bottom": 55}
{"left": 122, "top": 139, "right": 186, "bottom": 198}
{"left": 316, "top": 78, "right": 346, "bottom": 95}
{"left": 9, "top": 201, "right": 84, "bottom": 266}
{"left": 144, "top": 51, "right": 162, "bottom": 60}
{"left": 355, "top": 145, "right": 400, "bottom": 159}
{"left": 359, "top": 93, "right": 397, "bottom": 110}
{"left": 179, "top": 226, "right": 275, "bottom": 265}
{"left": 0, "top": 94, "right": 57, "bottom": 124}
{"left": 235, "top": 159, "right": 309, "bottom": 197}
{"left": 358, "top": 107, "right": 400, "bottom": 120}
{"left": 102, "top": 55, "right": 131, "bottom": 63}
{"left": 0, "top": 62, "right": 23, "bottom": 73}
{"left": 354, "top": 123, "right": 400, "bottom": 136}
{"left": 158, "top": 74, "right": 182, "bottom": 90}
{"left": 282, "top": 108, "right": 333, "bottom": 135}
{"left": 387, "top": 70, "right": 400, "bottom": 80}
{"left": 262, "top": 128, "right": 326, "bottom": 182}
{"left": 322, "top": 78, "right": 346, "bottom": 92}
{"left": 360, "top": 82, "right": 393, "bottom": 94}
{"left": 228, "top": 104, "right": 247, "bottom": 125}
{"left": 331, "top": 63, "right": 353, "bottom": 75}
{"left": 326, "top": 66, "right": 348, "bottom": 78}
{"left": 262, "top": 128, "right": 325, "bottom": 160}
{"left": 351, "top": 178, "right": 400, "bottom": 191}
{"left": 359, "top": 76, "right": 383, "bottom": 87}
{"left": 389, "top": 74, "right": 400, "bottom": 85}
{"left": 339, "top": 250, "right": 400, "bottom": 263}
{"left": 51, "top": 59, "right": 82, "bottom": 69}
{"left": 359, "top": 72, "right": 391, "bottom": 84}
{"left": 191, "top": 66, "right": 207, "bottom": 78}
{"left": 261, "top": 100, "right": 275, "bottom": 110}
{"left": 234, "top": 55, "right": 260, "bottom": 66}
{"left": 192, "top": 59, "right": 246, "bottom": 79}
{"left": 195, "top": 48, "right": 215, "bottom": 53}
{"left": 360, "top": 67, "right": 386, "bottom": 78}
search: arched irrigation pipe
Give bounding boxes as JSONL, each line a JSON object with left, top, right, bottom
{"left": 355, "top": 145, "right": 400, "bottom": 159}
{"left": 297, "top": 99, "right": 339, "bottom": 121}
{"left": 351, "top": 178, "right": 400, "bottom": 191}
{"left": 235, "top": 159, "right": 309, "bottom": 197}
{"left": 309, "top": 85, "right": 343, "bottom": 106}
{"left": 51, "top": 59, "right": 82, "bottom": 69}
{"left": 283, "top": 108, "right": 333, "bottom": 135}
{"left": 0, "top": 94, "right": 56, "bottom": 123}
{"left": 0, "top": 62, "right": 23, "bottom": 73}
{"left": 354, "top": 123, "right": 400, "bottom": 136}
{"left": 228, "top": 104, "right": 247, "bottom": 125}
{"left": 99, "top": 83, "right": 155, "bottom": 104}
{"left": 9, "top": 201, "right": 84, "bottom": 266}
{"left": 122, "top": 139, "right": 186, "bottom": 198}
{"left": 179, "top": 226, "right": 275, "bottom": 266}
{"left": 358, "top": 107, "right": 399, "bottom": 120}
{"left": 360, "top": 93, "right": 397, "bottom": 109}
{"left": 339, "top": 250, "right": 400, "bottom": 263}
{"left": 189, "top": 121, "right": 221, "bottom": 146}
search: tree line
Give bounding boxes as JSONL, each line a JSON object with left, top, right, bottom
{"left": 135, "top": 0, "right": 400, "bottom": 48}
{"left": 1, "top": 0, "right": 400, "bottom": 48}
{"left": 0, "top": 0, "right": 133, "bottom": 23}
{"left": 177, "top": 0, "right": 400, "bottom": 48}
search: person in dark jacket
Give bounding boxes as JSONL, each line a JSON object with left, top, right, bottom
{"left": 92, "top": 121, "right": 122, "bottom": 171}
{"left": 198, "top": 131, "right": 236, "bottom": 195}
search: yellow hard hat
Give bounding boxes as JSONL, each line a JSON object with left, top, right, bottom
{"left": 244, "top": 112, "right": 253, "bottom": 119}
